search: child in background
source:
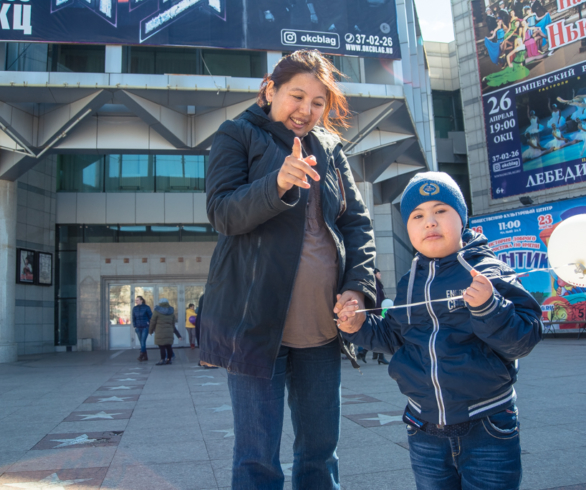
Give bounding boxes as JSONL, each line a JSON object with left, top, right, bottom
{"left": 335, "top": 172, "right": 543, "bottom": 490}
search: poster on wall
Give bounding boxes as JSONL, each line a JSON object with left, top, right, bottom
{"left": 16, "top": 249, "right": 36, "bottom": 284}
{"left": 0, "top": 0, "right": 401, "bottom": 59}
{"left": 469, "top": 197, "right": 586, "bottom": 330}
{"left": 37, "top": 252, "right": 53, "bottom": 286}
{"left": 471, "top": 0, "right": 586, "bottom": 199}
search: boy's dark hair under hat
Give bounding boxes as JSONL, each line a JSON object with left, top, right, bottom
{"left": 400, "top": 171, "right": 468, "bottom": 228}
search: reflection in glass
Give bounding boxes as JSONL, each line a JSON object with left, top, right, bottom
{"left": 118, "top": 225, "right": 180, "bottom": 242}
{"left": 105, "top": 155, "right": 155, "bottom": 192}
{"left": 158, "top": 287, "right": 178, "bottom": 321}
{"left": 110, "top": 285, "right": 131, "bottom": 325}
{"left": 155, "top": 155, "right": 206, "bottom": 192}
{"left": 57, "top": 155, "right": 104, "bottom": 192}
{"left": 58, "top": 225, "right": 84, "bottom": 250}
{"left": 57, "top": 251, "right": 77, "bottom": 299}
{"left": 57, "top": 298, "right": 77, "bottom": 346}
{"left": 84, "top": 225, "right": 118, "bottom": 243}
{"left": 185, "top": 285, "right": 204, "bottom": 311}
{"left": 181, "top": 224, "right": 218, "bottom": 242}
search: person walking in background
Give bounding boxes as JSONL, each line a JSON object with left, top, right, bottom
{"left": 149, "top": 298, "right": 177, "bottom": 365}
{"left": 195, "top": 293, "right": 204, "bottom": 348}
{"left": 132, "top": 295, "right": 152, "bottom": 362}
{"left": 186, "top": 303, "right": 198, "bottom": 349}
{"left": 201, "top": 49, "right": 376, "bottom": 489}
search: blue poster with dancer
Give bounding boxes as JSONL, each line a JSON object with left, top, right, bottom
{"left": 469, "top": 197, "right": 586, "bottom": 331}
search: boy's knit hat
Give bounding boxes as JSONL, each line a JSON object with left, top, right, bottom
{"left": 400, "top": 172, "right": 468, "bottom": 227}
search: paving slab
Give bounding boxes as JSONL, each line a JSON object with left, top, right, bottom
{"left": 0, "top": 339, "right": 584, "bottom": 489}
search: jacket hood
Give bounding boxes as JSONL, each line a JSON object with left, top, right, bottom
{"left": 239, "top": 104, "right": 340, "bottom": 151}
{"left": 155, "top": 304, "right": 174, "bottom": 315}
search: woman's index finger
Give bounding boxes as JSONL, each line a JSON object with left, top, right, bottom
{"left": 291, "top": 137, "right": 302, "bottom": 159}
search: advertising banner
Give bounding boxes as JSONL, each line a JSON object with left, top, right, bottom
{"left": 0, "top": 0, "right": 401, "bottom": 59}
{"left": 471, "top": 0, "right": 586, "bottom": 198}
{"left": 469, "top": 197, "right": 586, "bottom": 330}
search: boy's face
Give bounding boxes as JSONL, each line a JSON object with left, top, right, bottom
{"left": 407, "top": 200, "right": 463, "bottom": 258}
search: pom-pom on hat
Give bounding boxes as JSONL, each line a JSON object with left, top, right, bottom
{"left": 400, "top": 172, "right": 468, "bottom": 228}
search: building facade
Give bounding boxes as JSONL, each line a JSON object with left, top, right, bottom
{"left": 0, "top": 0, "right": 437, "bottom": 359}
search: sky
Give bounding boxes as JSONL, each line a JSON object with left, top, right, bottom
{"left": 413, "top": 0, "right": 455, "bottom": 43}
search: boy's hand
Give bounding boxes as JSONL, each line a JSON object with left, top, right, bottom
{"left": 464, "top": 269, "right": 494, "bottom": 307}
{"left": 334, "top": 295, "right": 366, "bottom": 333}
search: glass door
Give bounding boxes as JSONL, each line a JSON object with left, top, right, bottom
{"left": 109, "top": 284, "right": 132, "bottom": 349}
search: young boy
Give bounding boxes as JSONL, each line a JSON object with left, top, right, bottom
{"left": 335, "top": 172, "right": 543, "bottom": 490}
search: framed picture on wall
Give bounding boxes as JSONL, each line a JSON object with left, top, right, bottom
{"left": 16, "top": 249, "right": 36, "bottom": 284}
{"left": 37, "top": 252, "right": 53, "bottom": 286}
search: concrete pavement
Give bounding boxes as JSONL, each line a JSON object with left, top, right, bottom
{"left": 0, "top": 338, "right": 585, "bottom": 489}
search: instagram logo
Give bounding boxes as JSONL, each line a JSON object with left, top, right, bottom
{"left": 282, "top": 31, "right": 297, "bottom": 44}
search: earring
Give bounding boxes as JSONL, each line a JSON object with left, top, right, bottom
{"left": 267, "top": 101, "right": 271, "bottom": 106}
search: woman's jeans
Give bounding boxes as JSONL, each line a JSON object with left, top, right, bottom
{"left": 134, "top": 327, "right": 148, "bottom": 353}
{"left": 407, "top": 407, "right": 522, "bottom": 490}
{"left": 227, "top": 338, "right": 341, "bottom": 490}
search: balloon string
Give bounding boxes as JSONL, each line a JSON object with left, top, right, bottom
{"left": 346, "top": 263, "right": 580, "bottom": 316}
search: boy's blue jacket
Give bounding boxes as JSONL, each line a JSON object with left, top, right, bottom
{"left": 343, "top": 229, "right": 543, "bottom": 426}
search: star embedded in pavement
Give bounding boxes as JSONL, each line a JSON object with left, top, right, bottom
{"left": 75, "top": 411, "right": 122, "bottom": 420}
{"left": 2, "top": 472, "right": 92, "bottom": 489}
{"left": 200, "top": 382, "right": 221, "bottom": 386}
{"left": 282, "top": 463, "right": 293, "bottom": 477}
{"left": 360, "top": 414, "right": 403, "bottom": 426}
{"left": 210, "top": 404, "right": 232, "bottom": 413}
{"left": 211, "top": 428, "right": 234, "bottom": 438}
{"left": 114, "top": 378, "right": 137, "bottom": 381}
{"left": 97, "top": 396, "right": 130, "bottom": 402}
{"left": 108, "top": 386, "right": 133, "bottom": 390}
{"left": 50, "top": 434, "right": 98, "bottom": 448}
{"left": 195, "top": 375, "right": 214, "bottom": 379}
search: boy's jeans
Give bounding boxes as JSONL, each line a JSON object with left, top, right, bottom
{"left": 134, "top": 327, "right": 148, "bottom": 353}
{"left": 227, "top": 339, "right": 341, "bottom": 490}
{"left": 408, "top": 407, "right": 521, "bottom": 490}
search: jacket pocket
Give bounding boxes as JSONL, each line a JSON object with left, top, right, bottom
{"left": 482, "top": 407, "right": 519, "bottom": 440}
{"left": 207, "top": 236, "right": 230, "bottom": 285}
{"left": 334, "top": 168, "right": 347, "bottom": 219}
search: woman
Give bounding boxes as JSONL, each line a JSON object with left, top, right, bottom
{"left": 484, "top": 16, "right": 506, "bottom": 65}
{"left": 149, "top": 298, "right": 177, "bottom": 365}
{"left": 547, "top": 100, "right": 566, "bottom": 129}
{"left": 132, "top": 295, "right": 152, "bottom": 362}
{"left": 545, "top": 122, "right": 570, "bottom": 150}
{"left": 200, "top": 50, "right": 376, "bottom": 489}
{"left": 185, "top": 303, "right": 197, "bottom": 349}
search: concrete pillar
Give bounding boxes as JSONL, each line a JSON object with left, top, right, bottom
{"left": 356, "top": 181, "right": 375, "bottom": 223}
{"left": 0, "top": 180, "right": 17, "bottom": 362}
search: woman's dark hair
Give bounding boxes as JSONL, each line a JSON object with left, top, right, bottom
{"left": 136, "top": 296, "right": 145, "bottom": 305}
{"left": 187, "top": 303, "right": 195, "bottom": 309}
{"left": 257, "top": 50, "right": 350, "bottom": 137}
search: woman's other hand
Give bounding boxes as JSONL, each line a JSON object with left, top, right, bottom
{"left": 334, "top": 291, "right": 366, "bottom": 333}
{"left": 277, "top": 137, "right": 320, "bottom": 198}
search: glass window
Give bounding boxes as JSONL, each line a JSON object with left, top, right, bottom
{"left": 201, "top": 49, "right": 266, "bottom": 78}
{"left": 57, "top": 155, "right": 104, "bottom": 192}
{"left": 109, "top": 285, "right": 132, "bottom": 325}
{"left": 58, "top": 225, "right": 84, "bottom": 250}
{"left": 155, "top": 155, "right": 206, "bottom": 192}
{"left": 330, "top": 56, "right": 361, "bottom": 83}
{"left": 125, "top": 46, "right": 200, "bottom": 75}
{"left": 118, "top": 225, "right": 180, "bottom": 242}
{"left": 6, "top": 43, "right": 49, "bottom": 71}
{"left": 57, "top": 251, "right": 77, "bottom": 299}
{"left": 56, "top": 298, "right": 77, "bottom": 346}
{"left": 105, "top": 155, "right": 155, "bottom": 192}
{"left": 50, "top": 44, "right": 105, "bottom": 73}
{"left": 84, "top": 225, "right": 118, "bottom": 243}
{"left": 181, "top": 225, "right": 218, "bottom": 242}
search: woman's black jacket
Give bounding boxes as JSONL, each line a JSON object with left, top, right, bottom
{"left": 200, "top": 104, "right": 376, "bottom": 379}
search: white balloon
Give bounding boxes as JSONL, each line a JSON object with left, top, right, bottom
{"left": 381, "top": 299, "right": 394, "bottom": 308}
{"left": 548, "top": 214, "right": 586, "bottom": 287}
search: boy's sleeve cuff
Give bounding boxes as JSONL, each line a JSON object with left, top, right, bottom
{"left": 468, "top": 294, "right": 500, "bottom": 318}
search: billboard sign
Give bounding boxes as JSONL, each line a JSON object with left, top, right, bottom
{"left": 469, "top": 197, "right": 586, "bottom": 330}
{"left": 0, "top": 0, "right": 401, "bottom": 59}
{"left": 471, "top": 0, "right": 586, "bottom": 198}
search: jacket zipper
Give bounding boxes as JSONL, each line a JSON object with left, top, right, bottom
{"left": 227, "top": 235, "right": 262, "bottom": 371}
{"left": 425, "top": 260, "right": 447, "bottom": 427}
